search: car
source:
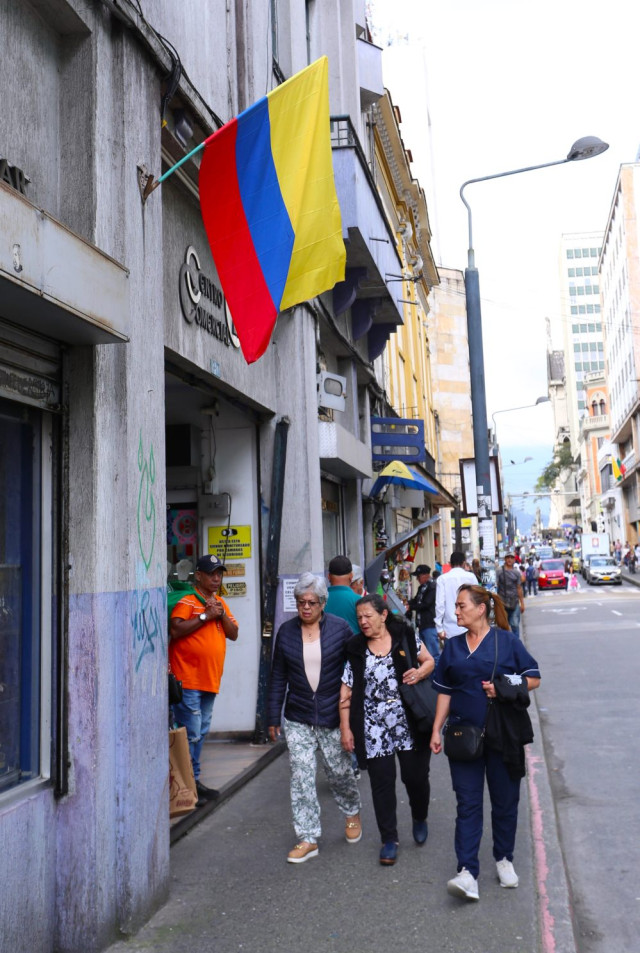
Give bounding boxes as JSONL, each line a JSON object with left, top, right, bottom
{"left": 536, "top": 545, "right": 554, "bottom": 560}
{"left": 552, "top": 538, "right": 572, "bottom": 556}
{"left": 581, "top": 552, "right": 607, "bottom": 578}
{"left": 585, "top": 556, "right": 622, "bottom": 585}
{"left": 537, "top": 558, "right": 568, "bottom": 591}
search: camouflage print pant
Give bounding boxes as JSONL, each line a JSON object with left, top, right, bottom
{"left": 284, "top": 718, "right": 361, "bottom": 843}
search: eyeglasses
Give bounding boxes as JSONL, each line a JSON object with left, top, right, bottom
{"left": 296, "top": 599, "right": 320, "bottom": 608}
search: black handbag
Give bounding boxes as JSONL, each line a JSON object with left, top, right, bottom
{"left": 444, "top": 628, "right": 499, "bottom": 762}
{"left": 399, "top": 635, "right": 438, "bottom": 733}
{"left": 168, "top": 670, "right": 183, "bottom": 705}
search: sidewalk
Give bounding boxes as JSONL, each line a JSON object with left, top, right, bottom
{"left": 170, "top": 734, "right": 284, "bottom": 843}
{"left": 108, "top": 652, "right": 576, "bottom": 953}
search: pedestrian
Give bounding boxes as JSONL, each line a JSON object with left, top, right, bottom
{"left": 471, "top": 558, "right": 483, "bottom": 586}
{"left": 325, "top": 554, "right": 361, "bottom": 634}
{"left": 495, "top": 553, "right": 525, "bottom": 638}
{"left": 435, "top": 551, "right": 479, "bottom": 648}
{"left": 430, "top": 584, "right": 541, "bottom": 901}
{"left": 525, "top": 559, "right": 538, "bottom": 596}
{"left": 340, "top": 594, "right": 435, "bottom": 866}
{"left": 406, "top": 564, "right": 440, "bottom": 664}
{"left": 267, "top": 572, "right": 361, "bottom": 864}
{"left": 169, "top": 554, "right": 239, "bottom": 806}
{"left": 350, "top": 564, "right": 366, "bottom": 596}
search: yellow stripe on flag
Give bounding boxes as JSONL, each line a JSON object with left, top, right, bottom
{"left": 268, "top": 57, "right": 346, "bottom": 310}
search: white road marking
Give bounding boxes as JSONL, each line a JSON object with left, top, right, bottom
{"left": 612, "top": 610, "right": 623, "bottom": 616}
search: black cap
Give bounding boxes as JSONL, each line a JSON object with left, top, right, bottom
{"left": 196, "top": 554, "right": 226, "bottom": 573}
{"left": 328, "top": 555, "right": 352, "bottom": 575}
{"left": 411, "top": 564, "right": 431, "bottom": 576}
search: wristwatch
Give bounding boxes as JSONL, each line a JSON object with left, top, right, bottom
{"left": 199, "top": 612, "right": 207, "bottom": 622}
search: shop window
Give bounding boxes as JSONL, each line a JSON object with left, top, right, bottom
{"left": 0, "top": 399, "right": 54, "bottom": 794}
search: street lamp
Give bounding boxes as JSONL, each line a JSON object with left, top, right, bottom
{"left": 491, "top": 397, "right": 551, "bottom": 444}
{"left": 461, "top": 136, "right": 608, "bottom": 567}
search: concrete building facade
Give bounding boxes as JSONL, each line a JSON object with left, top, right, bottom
{"left": 0, "top": 1, "right": 428, "bottom": 950}
{"left": 600, "top": 163, "right": 640, "bottom": 543}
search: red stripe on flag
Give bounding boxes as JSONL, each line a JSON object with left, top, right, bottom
{"left": 199, "top": 119, "right": 278, "bottom": 364}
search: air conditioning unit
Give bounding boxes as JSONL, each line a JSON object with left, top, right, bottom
{"left": 317, "top": 371, "right": 347, "bottom": 412}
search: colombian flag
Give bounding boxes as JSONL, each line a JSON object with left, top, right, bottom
{"left": 199, "top": 57, "right": 346, "bottom": 364}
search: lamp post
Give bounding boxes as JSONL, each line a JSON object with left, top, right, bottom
{"left": 461, "top": 137, "right": 608, "bottom": 567}
{"left": 491, "top": 397, "right": 550, "bottom": 447}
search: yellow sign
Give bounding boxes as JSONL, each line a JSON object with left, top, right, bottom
{"left": 451, "top": 517, "right": 472, "bottom": 528}
{"left": 208, "top": 525, "right": 252, "bottom": 560}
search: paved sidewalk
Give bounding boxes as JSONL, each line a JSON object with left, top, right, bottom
{"left": 108, "top": 656, "right": 576, "bottom": 953}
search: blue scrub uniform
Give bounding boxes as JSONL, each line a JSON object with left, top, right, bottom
{"left": 433, "top": 627, "right": 541, "bottom": 878}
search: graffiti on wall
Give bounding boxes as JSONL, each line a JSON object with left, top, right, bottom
{"left": 137, "top": 433, "right": 156, "bottom": 572}
{"left": 132, "top": 431, "right": 165, "bottom": 675}
{"left": 131, "top": 586, "right": 165, "bottom": 673}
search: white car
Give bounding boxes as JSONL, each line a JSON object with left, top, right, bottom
{"left": 585, "top": 556, "right": 622, "bottom": 585}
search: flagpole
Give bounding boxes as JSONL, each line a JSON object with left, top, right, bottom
{"left": 142, "top": 130, "right": 217, "bottom": 200}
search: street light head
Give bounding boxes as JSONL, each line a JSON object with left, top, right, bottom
{"left": 535, "top": 396, "right": 551, "bottom": 405}
{"left": 566, "top": 136, "right": 609, "bottom": 162}
{"left": 524, "top": 456, "right": 533, "bottom": 462}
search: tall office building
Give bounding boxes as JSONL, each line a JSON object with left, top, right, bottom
{"left": 559, "top": 231, "right": 605, "bottom": 452}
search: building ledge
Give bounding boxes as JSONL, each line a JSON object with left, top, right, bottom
{"left": 318, "top": 420, "right": 372, "bottom": 479}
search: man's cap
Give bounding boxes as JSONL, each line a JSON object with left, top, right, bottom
{"left": 196, "top": 554, "right": 226, "bottom": 573}
{"left": 411, "top": 564, "right": 431, "bottom": 576}
{"left": 328, "top": 555, "right": 352, "bottom": 575}
{"left": 505, "top": 552, "right": 515, "bottom": 558}
{"left": 351, "top": 564, "right": 364, "bottom": 582}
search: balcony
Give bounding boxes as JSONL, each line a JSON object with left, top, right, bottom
{"left": 582, "top": 413, "right": 609, "bottom": 432}
{"left": 318, "top": 419, "right": 372, "bottom": 480}
{"left": 331, "top": 116, "right": 404, "bottom": 361}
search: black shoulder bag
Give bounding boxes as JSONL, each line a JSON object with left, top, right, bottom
{"left": 398, "top": 634, "right": 438, "bottom": 734}
{"left": 444, "top": 628, "right": 499, "bottom": 762}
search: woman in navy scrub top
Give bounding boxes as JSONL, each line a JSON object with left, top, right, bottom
{"left": 430, "top": 585, "right": 541, "bottom": 901}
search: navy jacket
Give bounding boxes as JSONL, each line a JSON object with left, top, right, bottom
{"left": 267, "top": 612, "right": 352, "bottom": 729}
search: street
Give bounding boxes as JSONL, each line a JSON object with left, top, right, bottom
{"left": 524, "top": 579, "right": 640, "bottom": 953}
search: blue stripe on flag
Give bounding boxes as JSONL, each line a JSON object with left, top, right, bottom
{"left": 235, "top": 98, "right": 294, "bottom": 310}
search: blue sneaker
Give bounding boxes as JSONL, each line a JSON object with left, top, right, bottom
{"left": 412, "top": 819, "right": 428, "bottom": 845}
{"left": 379, "top": 841, "right": 398, "bottom": 865}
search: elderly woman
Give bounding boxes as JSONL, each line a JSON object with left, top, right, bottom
{"left": 340, "top": 594, "right": 435, "bottom": 866}
{"left": 267, "top": 572, "right": 361, "bottom": 864}
{"left": 430, "top": 584, "right": 541, "bottom": 901}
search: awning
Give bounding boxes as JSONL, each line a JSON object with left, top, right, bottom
{"left": 364, "top": 514, "right": 441, "bottom": 593}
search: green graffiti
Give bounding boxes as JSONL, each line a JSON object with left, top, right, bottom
{"left": 137, "top": 432, "right": 156, "bottom": 571}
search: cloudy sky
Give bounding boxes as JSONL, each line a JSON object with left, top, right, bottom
{"left": 369, "top": 0, "right": 640, "bottom": 518}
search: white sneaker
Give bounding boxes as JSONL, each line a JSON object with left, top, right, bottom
{"left": 447, "top": 867, "right": 479, "bottom": 901}
{"left": 496, "top": 858, "right": 519, "bottom": 888}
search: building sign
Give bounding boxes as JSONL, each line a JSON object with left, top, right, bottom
{"left": 179, "top": 245, "right": 240, "bottom": 348}
{"left": 221, "top": 581, "right": 247, "bottom": 598}
{"left": 0, "top": 158, "right": 29, "bottom": 195}
{"left": 208, "top": 525, "right": 252, "bottom": 560}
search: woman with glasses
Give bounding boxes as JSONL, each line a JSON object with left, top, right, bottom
{"left": 267, "top": 572, "right": 361, "bottom": 864}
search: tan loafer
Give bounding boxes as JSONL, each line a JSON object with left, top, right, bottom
{"left": 345, "top": 813, "right": 362, "bottom": 844}
{"left": 287, "top": 841, "right": 318, "bottom": 864}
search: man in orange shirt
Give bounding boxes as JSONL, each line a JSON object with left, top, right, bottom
{"left": 170, "top": 554, "right": 239, "bottom": 804}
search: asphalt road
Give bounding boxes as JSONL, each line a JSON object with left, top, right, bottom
{"left": 523, "top": 579, "right": 640, "bottom": 953}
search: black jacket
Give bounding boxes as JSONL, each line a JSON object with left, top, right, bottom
{"left": 267, "top": 612, "right": 352, "bottom": 729}
{"left": 485, "top": 673, "right": 534, "bottom": 779}
{"left": 407, "top": 581, "right": 436, "bottom": 629}
{"left": 345, "top": 623, "right": 428, "bottom": 769}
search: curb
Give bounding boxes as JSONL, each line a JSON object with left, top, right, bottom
{"left": 522, "top": 623, "right": 578, "bottom": 953}
{"left": 170, "top": 741, "right": 286, "bottom": 845}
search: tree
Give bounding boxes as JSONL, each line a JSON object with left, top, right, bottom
{"left": 536, "top": 443, "right": 574, "bottom": 491}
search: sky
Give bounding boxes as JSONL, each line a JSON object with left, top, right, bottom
{"left": 368, "top": 0, "right": 640, "bottom": 524}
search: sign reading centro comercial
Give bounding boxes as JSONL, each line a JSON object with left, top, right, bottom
{"left": 179, "top": 245, "right": 240, "bottom": 349}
